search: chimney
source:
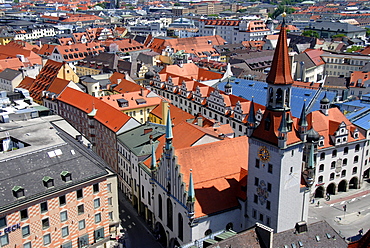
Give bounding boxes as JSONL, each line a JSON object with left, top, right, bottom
{"left": 144, "top": 128, "right": 153, "bottom": 135}
{"left": 197, "top": 115, "right": 203, "bottom": 127}
{"left": 140, "top": 88, "right": 144, "bottom": 96}
{"left": 162, "top": 101, "right": 169, "bottom": 125}
{"left": 295, "top": 221, "right": 308, "bottom": 234}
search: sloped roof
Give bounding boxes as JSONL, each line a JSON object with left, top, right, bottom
{"left": 57, "top": 87, "right": 132, "bottom": 132}
{"left": 0, "top": 58, "right": 25, "bottom": 72}
{"left": 307, "top": 108, "right": 365, "bottom": 148}
{"left": 110, "top": 72, "right": 144, "bottom": 93}
{"left": 150, "top": 103, "right": 194, "bottom": 125}
{"left": 47, "top": 78, "right": 71, "bottom": 95}
{"left": 176, "top": 136, "right": 249, "bottom": 218}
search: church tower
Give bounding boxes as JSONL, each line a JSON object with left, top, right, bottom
{"left": 246, "top": 14, "right": 309, "bottom": 233}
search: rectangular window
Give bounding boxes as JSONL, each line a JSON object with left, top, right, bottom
{"left": 20, "top": 209, "right": 28, "bottom": 220}
{"left": 93, "top": 183, "right": 99, "bottom": 193}
{"left": 0, "top": 217, "right": 5, "bottom": 229}
{"left": 266, "top": 200, "right": 271, "bottom": 210}
{"left": 23, "top": 242, "right": 32, "bottom": 248}
{"left": 59, "top": 195, "right": 66, "bottom": 206}
{"left": 42, "top": 218, "right": 50, "bottom": 229}
{"left": 108, "top": 211, "right": 113, "bottom": 221}
{"left": 254, "top": 194, "right": 258, "bottom": 203}
{"left": 267, "top": 183, "right": 272, "bottom": 192}
{"left": 252, "top": 209, "right": 257, "bottom": 219}
{"left": 78, "top": 220, "right": 85, "bottom": 230}
{"left": 61, "top": 226, "right": 69, "bottom": 238}
{"left": 268, "top": 164, "right": 273, "bottom": 174}
{"left": 95, "top": 213, "right": 101, "bottom": 223}
{"left": 60, "top": 211, "right": 68, "bottom": 222}
{"left": 94, "top": 227, "right": 104, "bottom": 242}
{"left": 108, "top": 197, "right": 112, "bottom": 206}
{"left": 76, "top": 189, "right": 83, "bottom": 199}
{"left": 40, "top": 202, "right": 48, "bottom": 213}
{"left": 0, "top": 234, "right": 9, "bottom": 246}
{"left": 94, "top": 198, "right": 100, "bottom": 209}
{"left": 254, "top": 177, "right": 259, "bottom": 186}
{"left": 43, "top": 234, "right": 51, "bottom": 245}
{"left": 259, "top": 213, "right": 264, "bottom": 222}
{"left": 255, "top": 159, "right": 260, "bottom": 168}
{"left": 77, "top": 204, "right": 84, "bottom": 215}
{"left": 78, "top": 234, "right": 89, "bottom": 248}
{"left": 266, "top": 216, "right": 271, "bottom": 226}
{"left": 107, "top": 183, "right": 112, "bottom": 192}
{"left": 22, "top": 225, "right": 30, "bottom": 238}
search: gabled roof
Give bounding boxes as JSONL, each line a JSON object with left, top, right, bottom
{"left": 307, "top": 108, "right": 365, "bottom": 148}
{"left": 47, "top": 78, "right": 71, "bottom": 95}
{"left": 110, "top": 72, "right": 144, "bottom": 93}
{"left": 57, "top": 87, "right": 132, "bottom": 132}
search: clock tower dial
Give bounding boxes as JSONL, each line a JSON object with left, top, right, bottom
{"left": 258, "top": 146, "right": 270, "bottom": 162}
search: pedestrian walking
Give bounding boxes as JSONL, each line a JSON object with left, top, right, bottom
{"left": 317, "top": 201, "right": 320, "bottom": 207}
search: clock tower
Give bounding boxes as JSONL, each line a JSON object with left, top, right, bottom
{"left": 246, "top": 15, "right": 310, "bottom": 233}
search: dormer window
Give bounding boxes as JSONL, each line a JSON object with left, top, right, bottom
{"left": 43, "top": 176, "right": 54, "bottom": 188}
{"left": 61, "top": 171, "right": 72, "bottom": 182}
{"left": 12, "top": 186, "right": 25, "bottom": 199}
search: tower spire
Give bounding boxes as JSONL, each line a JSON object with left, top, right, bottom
{"left": 165, "top": 108, "right": 173, "bottom": 150}
{"left": 266, "top": 12, "right": 293, "bottom": 86}
{"left": 150, "top": 142, "right": 156, "bottom": 170}
{"left": 247, "top": 98, "right": 256, "bottom": 137}
{"left": 299, "top": 100, "right": 308, "bottom": 141}
{"left": 187, "top": 169, "right": 195, "bottom": 203}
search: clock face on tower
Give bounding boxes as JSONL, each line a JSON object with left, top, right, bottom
{"left": 258, "top": 146, "right": 270, "bottom": 162}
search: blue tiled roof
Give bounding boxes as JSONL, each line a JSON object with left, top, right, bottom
{"left": 345, "top": 107, "right": 370, "bottom": 130}
{"left": 218, "top": 79, "right": 336, "bottom": 117}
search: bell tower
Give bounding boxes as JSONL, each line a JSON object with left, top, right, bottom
{"left": 265, "top": 17, "right": 294, "bottom": 111}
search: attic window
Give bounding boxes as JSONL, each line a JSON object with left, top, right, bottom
{"left": 43, "top": 176, "right": 54, "bottom": 188}
{"left": 12, "top": 186, "right": 25, "bottom": 198}
{"left": 315, "top": 235, "right": 320, "bottom": 242}
{"left": 61, "top": 171, "right": 72, "bottom": 182}
{"left": 325, "top": 233, "right": 331, "bottom": 239}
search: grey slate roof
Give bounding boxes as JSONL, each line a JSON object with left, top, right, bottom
{"left": 0, "top": 116, "right": 108, "bottom": 211}
{"left": 307, "top": 20, "right": 365, "bottom": 33}
{"left": 273, "top": 221, "right": 347, "bottom": 248}
{"left": 117, "top": 122, "right": 166, "bottom": 158}
{"left": 0, "top": 68, "right": 21, "bottom": 81}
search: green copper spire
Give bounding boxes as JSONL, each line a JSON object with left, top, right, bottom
{"left": 187, "top": 169, "right": 195, "bottom": 203}
{"left": 298, "top": 101, "right": 308, "bottom": 127}
{"left": 307, "top": 143, "right": 315, "bottom": 169}
{"left": 247, "top": 98, "right": 256, "bottom": 125}
{"left": 278, "top": 110, "right": 289, "bottom": 133}
{"left": 150, "top": 142, "right": 156, "bottom": 170}
{"left": 165, "top": 108, "right": 173, "bottom": 150}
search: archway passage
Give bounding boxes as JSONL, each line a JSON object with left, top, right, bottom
{"left": 169, "top": 238, "right": 180, "bottom": 248}
{"left": 349, "top": 177, "right": 359, "bottom": 189}
{"left": 338, "top": 180, "right": 347, "bottom": 192}
{"left": 155, "top": 222, "right": 167, "bottom": 247}
{"left": 314, "top": 186, "right": 324, "bottom": 198}
{"left": 326, "top": 183, "right": 336, "bottom": 195}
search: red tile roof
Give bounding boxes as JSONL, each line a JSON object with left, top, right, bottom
{"left": 57, "top": 87, "right": 132, "bottom": 132}
{"left": 266, "top": 22, "right": 294, "bottom": 85}
{"left": 110, "top": 72, "right": 144, "bottom": 93}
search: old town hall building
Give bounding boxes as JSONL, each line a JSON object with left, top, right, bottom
{"left": 124, "top": 17, "right": 368, "bottom": 248}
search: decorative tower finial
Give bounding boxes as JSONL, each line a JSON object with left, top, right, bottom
{"left": 150, "top": 142, "right": 156, "bottom": 170}
{"left": 320, "top": 92, "right": 330, "bottom": 116}
{"left": 299, "top": 100, "right": 308, "bottom": 141}
{"left": 165, "top": 108, "right": 173, "bottom": 150}
{"left": 278, "top": 109, "right": 289, "bottom": 148}
{"left": 187, "top": 169, "right": 195, "bottom": 219}
{"left": 247, "top": 98, "right": 256, "bottom": 137}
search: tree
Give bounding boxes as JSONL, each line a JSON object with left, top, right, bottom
{"left": 366, "top": 28, "right": 370, "bottom": 38}
{"left": 302, "top": 30, "right": 319, "bottom": 38}
{"left": 346, "top": 46, "right": 363, "bottom": 53}
{"left": 332, "top": 34, "right": 345, "bottom": 38}
{"left": 174, "top": 3, "right": 181, "bottom": 6}
{"left": 270, "top": 5, "right": 295, "bottom": 19}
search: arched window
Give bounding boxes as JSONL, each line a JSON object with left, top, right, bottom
{"left": 330, "top": 173, "right": 335, "bottom": 180}
{"left": 341, "top": 170, "right": 346, "bottom": 178}
{"left": 319, "top": 164, "right": 324, "bottom": 172}
{"left": 354, "top": 156, "right": 359, "bottom": 163}
{"left": 318, "top": 176, "right": 323, "bottom": 183}
{"left": 268, "top": 88, "right": 273, "bottom": 104}
{"left": 343, "top": 158, "right": 347, "bottom": 166}
{"left": 331, "top": 161, "right": 336, "bottom": 169}
{"left": 276, "top": 88, "right": 283, "bottom": 105}
{"left": 355, "top": 144, "right": 360, "bottom": 152}
{"left": 178, "top": 214, "right": 183, "bottom": 241}
{"left": 167, "top": 198, "right": 173, "bottom": 230}
{"left": 320, "top": 152, "right": 325, "bottom": 160}
{"left": 353, "top": 167, "right": 358, "bottom": 174}
{"left": 158, "top": 195, "right": 162, "bottom": 220}
{"left": 332, "top": 150, "right": 337, "bottom": 158}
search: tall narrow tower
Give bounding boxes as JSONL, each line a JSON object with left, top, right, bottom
{"left": 246, "top": 14, "right": 309, "bottom": 233}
